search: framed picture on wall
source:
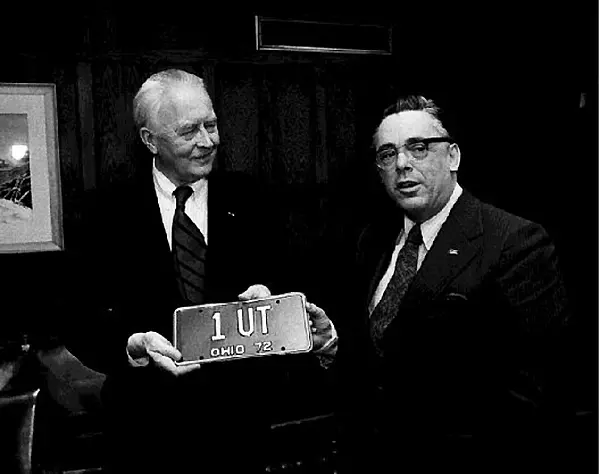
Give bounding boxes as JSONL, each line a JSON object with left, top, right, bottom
{"left": 0, "top": 83, "right": 63, "bottom": 253}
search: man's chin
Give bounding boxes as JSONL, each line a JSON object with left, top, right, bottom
{"left": 395, "top": 195, "right": 427, "bottom": 215}
{"left": 190, "top": 161, "right": 214, "bottom": 179}
{"left": 395, "top": 193, "right": 423, "bottom": 208}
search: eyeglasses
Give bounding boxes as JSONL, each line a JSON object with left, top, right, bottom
{"left": 375, "top": 137, "right": 454, "bottom": 169}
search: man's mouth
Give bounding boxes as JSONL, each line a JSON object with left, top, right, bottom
{"left": 396, "top": 181, "right": 420, "bottom": 190}
{"left": 194, "top": 150, "right": 215, "bottom": 161}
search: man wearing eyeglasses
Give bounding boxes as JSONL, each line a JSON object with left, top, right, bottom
{"left": 332, "top": 95, "right": 572, "bottom": 473}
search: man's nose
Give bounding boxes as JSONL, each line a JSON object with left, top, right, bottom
{"left": 395, "top": 150, "right": 411, "bottom": 169}
{"left": 195, "top": 127, "right": 213, "bottom": 147}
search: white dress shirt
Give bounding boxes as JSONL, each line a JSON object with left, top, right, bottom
{"left": 152, "top": 159, "right": 208, "bottom": 247}
{"left": 369, "top": 183, "right": 463, "bottom": 315}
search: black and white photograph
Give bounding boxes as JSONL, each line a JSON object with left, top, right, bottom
{"left": 0, "top": 113, "right": 32, "bottom": 223}
{"left": 0, "top": 5, "right": 596, "bottom": 474}
{"left": 0, "top": 84, "right": 62, "bottom": 253}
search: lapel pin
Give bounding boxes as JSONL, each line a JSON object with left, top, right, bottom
{"left": 448, "top": 248, "right": 459, "bottom": 255}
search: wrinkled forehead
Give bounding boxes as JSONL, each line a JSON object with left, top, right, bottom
{"left": 375, "top": 110, "right": 440, "bottom": 148}
{"left": 156, "top": 84, "right": 215, "bottom": 128}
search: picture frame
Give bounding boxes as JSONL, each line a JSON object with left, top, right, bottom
{"left": 255, "top": 16, "right": 393, "bottom": 55}
{"left": 0, "top": 83, "right": 63, "bottom": 253}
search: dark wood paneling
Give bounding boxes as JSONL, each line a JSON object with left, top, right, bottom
{"left": 214, "top": 63, "right": 260, "bottom": 175}
{"left": 260, "top": 64, "right": 316, "bottom": 185}
{"left": 93, "top": 62, "right": 141, "bottom": 188}
{"left": 76, "top": 62, "right": 97, "bottom": 192}
{"left": 314, "top": 67, "right": 329, "bottom": 184}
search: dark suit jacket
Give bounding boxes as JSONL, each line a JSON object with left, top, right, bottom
{"left": 63, "top": 168, "right": 289, "bottom": 472}
{"left": 334, "top": 189, "right": 572, "bottom": 470}
{"left": 66, "top": 169, "right": 284, "bottom": 368}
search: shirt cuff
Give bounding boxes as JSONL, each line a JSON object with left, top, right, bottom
{"left": 314, "top": 321, "right": 338, "bottom": 369}
{"left": 315, "top": 320, "right": 338, "bottom": 353}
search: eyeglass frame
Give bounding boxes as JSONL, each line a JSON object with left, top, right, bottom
{"left": 375, "top": 136, "right": 455, "bottom": 169}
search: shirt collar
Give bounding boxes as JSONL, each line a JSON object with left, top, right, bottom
{"left": 403, "top": 183, "right": 463, "bottom": 251}
{"left": 152, "top": 158, "right": 207, "bottom": 201}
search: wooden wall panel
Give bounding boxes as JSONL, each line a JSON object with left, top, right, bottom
{"left": 324, "top": 65, "right": 357, "bottom": 185}
{"left": 76, "top": 63, "right": 96, "bottom": 192}
{"left": 214, "top": 64, "right": 260, "bottom": 176}
{"left": 261, "top": 64, "right": 315, "bottom": 185}
{"left": 93, "top": 62, "right": 141, "bottom": 188}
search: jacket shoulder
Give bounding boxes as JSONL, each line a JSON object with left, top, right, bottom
{"left": 475, "top": 195, "right": 543, "bottom": 236}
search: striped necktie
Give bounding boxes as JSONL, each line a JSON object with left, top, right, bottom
{"left": 369, "top": 223, "right": 422, "bottom": 356}
{"left": 172, "top": 185, "right": 207, "bottom": 305}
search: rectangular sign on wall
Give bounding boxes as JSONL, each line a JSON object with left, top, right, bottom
{"left": 255, "top": 16, "right": 392, "bottom": 55}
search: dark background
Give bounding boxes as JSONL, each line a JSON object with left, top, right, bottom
{"left": 0, "top": 3, "right": 597, "bottom": 466}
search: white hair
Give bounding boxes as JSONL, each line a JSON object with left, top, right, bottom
{"left": 133, "top": 69, "right": 208, "bottom": 131}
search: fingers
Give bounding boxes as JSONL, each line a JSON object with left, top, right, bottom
{"left": 128, "top": 331, "right": 201, "bottom": 375}
{"left": 238, "top": 284, "right": 271, "bottom": 301}
{"left": 306, "top": 302, "right": 330, "bottom": 329}
{"left": 152, "top": 355, "right": 200, "bottom": 375}
{"left": 143, "top": 331, "right": 182, "bottom": 361}
{"left": 148, "top": 351, "right": 202, "bottom": 376}
{"left": 174, "top": 362, "right": 203, "bottom": 375}
{"left": 306, "top": 301, "right": 327, "bottom": 320}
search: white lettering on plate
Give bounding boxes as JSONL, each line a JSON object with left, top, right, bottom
{"left": 237, "top": 308, "right": 255, "bottom": 337}
{"left": 254, "top": 341, "right": 273, "bottom": 353}
{"left": 210, "top": 345, "right": 246, "bottom": 358}
{"left": 211, "top": 312, "right": 226, "bottom": 341}
{"left": 256, "top": 305, "right": 272, "bottom": 335}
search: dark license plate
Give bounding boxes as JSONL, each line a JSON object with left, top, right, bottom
{"left": 173, "top": 292, "right": 312, "bottom": 364}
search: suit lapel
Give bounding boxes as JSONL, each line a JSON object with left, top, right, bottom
{"left": 136, "top": 171, "right": 172, "bottom": 258}
{"left": 126, "top": 169, "right": 178, "bottom": 303}
{"left": 402, "top": 191, "right": 484, "bottom": 308}
{"left": 204, "top": 172, "right": 245, "bottom": 301}
{"left": 206, "top": 172, "right": 237, "bottom": 255}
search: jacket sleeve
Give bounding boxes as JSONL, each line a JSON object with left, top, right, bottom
{"left": 493, "top": 220, "right": 574, "bottom": 437}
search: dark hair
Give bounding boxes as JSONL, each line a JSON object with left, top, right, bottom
{"left": 382, "top": 95, "right": 442, "bottom": 120}
{"left": 376, "top": 94, "right": 456, "bottom": 142}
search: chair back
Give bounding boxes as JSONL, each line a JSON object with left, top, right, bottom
{"left": 0, "top": 388, "right": 40, "bottom": 474}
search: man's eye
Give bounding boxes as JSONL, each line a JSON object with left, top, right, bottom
{"left": 181, "top": 128, "right": 196, "bottom": 137}
{"left": 205, "top": 122, "right": 217, "bottom": 132}
{"left": 378, "top": 149, "right": 396, "bottom": 160}
{"left": 407, "top": 143, "right": 426, "bottom": 152}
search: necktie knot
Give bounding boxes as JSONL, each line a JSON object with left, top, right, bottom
{"left": 174, "top": 185, "right": 193, "bottom": 210}
{"left": 406, "top": 224, "right": 423, "bottom": 246}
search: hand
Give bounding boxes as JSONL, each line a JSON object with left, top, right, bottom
{"left": 306, "top": 302, "right": 335, "bottom": 352}
{"left": 127, "top": 331, "right": 201, "bottom": 376}
{"left": 238, "top": 284, "right": 271, "bottom": 301}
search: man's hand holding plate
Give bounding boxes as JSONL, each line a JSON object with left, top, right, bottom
{"left": 238, "top": 284, "right": 272, "bottom": 301}
{"left": 306, "top": 302, "right": 337, "bottom": 354}
{"left": 127, "top": 331, "right": 201, "bottom": 375}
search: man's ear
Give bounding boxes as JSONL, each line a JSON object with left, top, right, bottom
{"left": 140, "top": 127, "right": 158, "bottom": 154}
{"left": 448, "top": 143, "right": 461, "bottom": 172}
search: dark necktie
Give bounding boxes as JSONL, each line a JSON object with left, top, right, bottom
{"left": 369, "top": 223, "right": 423, "bottom": 355}
{"left": 172, "top": 185, "right": 207, "bottom": 305}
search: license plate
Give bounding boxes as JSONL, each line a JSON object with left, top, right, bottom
{"left": 173, "top": 292, "right": 312, "bottom": 364}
